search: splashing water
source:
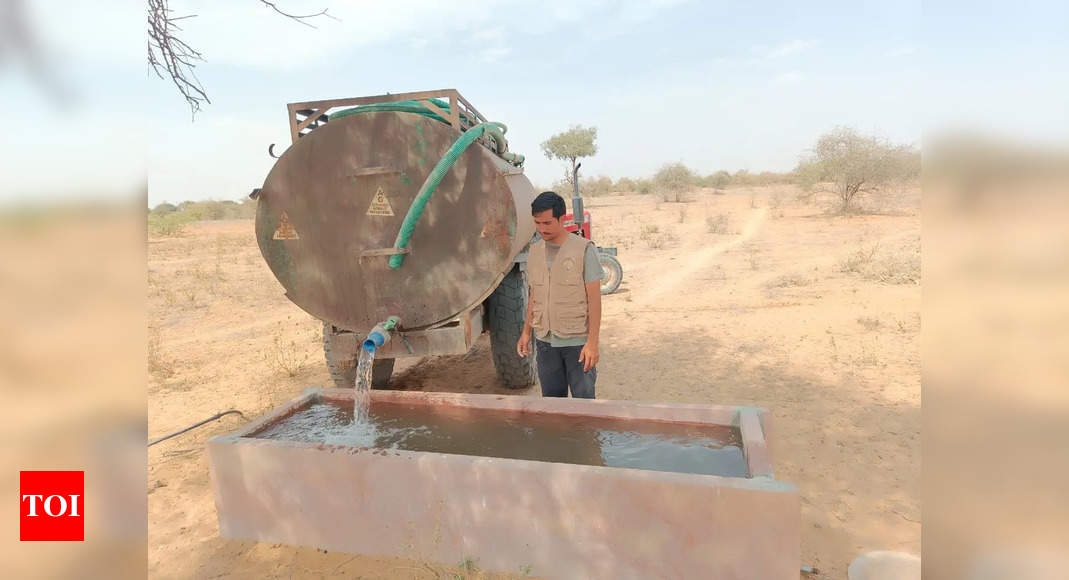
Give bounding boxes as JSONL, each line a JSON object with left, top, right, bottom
{"left": 353, "top": 348, "right": 374, "bottom": 423}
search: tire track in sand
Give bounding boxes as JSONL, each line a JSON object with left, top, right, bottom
{"left": 635, "top": 206, "right": 768, "bottom": 306}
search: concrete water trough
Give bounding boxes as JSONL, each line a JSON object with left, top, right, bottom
{"left": 208, "top": 387, "right": 799, "bottom": 579}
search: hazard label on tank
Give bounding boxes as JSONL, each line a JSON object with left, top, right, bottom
{"left": 366, "top": 187, "right": 395, "bottom": 216}
{"left": 273, "top": 211, "right": 300, "bottom": 240}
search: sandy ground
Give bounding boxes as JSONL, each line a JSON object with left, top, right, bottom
{"left": 148, "top": 185, "right": 920, "bottom": 578}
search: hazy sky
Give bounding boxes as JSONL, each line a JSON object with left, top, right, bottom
{"left": 2, "top": 0, "right": 1065, "bottom": 206}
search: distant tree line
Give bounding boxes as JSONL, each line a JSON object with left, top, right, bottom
{"left": 538, "top": 165, "right": 800, "bottom": 200}
{"left": 147, "top": 198, "right": 257, "bottom": 236}
{"left": 147, "top": 127, "right": 921, "bottom": 236}
{"left": 536, "top": 126, "right": 920, "bottom": 214}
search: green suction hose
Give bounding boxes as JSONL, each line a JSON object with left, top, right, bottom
{"left": 331, "top": 98, "right": 473, "bottom": 126}
{"left": 389, "top": 122, "right": 505, "bottom": 269}
{"left": 329, "top": 98, "right": 522, "bottom": 269}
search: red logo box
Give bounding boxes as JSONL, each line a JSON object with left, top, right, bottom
{"left": 20, "top": 471, "right": 84, "bottom": 541}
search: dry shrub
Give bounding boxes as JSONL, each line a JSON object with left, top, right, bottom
{"left": 640, "top": 225, "right": 677, "bottom": 249}
{"left": 870, "top": 251, "right": 921, "bottom": 284}
{"left": 706, "top": 214, "right": 730, "bottom": 234}
{"left": 769, "top": 192, "right": 786, "bottom": 218}
{"left": 662, "top": 190, "right": 696, "bottom": 203}
{"left": 744, "top": 244, "right": 760, "bottom": 270}
{"left": 840, "top": 240, "right": 920, "bottom": 284}
{"left": 765, "top": 272, "right": 812, "bottom": 289}
{"left": 263, "top": 321, "right": 311, "bottom": 377}
{"left": 857, "top": 316, "right": 882, "bottom": 331}
{"left": 148, "top": 327, "right": 174, "bottom": 379}
{"left": 840, "top": 241, "right": 880, "bottom": 274}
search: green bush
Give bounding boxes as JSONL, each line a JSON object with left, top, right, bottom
{"left": 581, "top": 175, "right": 615, "bottom": 197}
{"left": 148, "top": 210, "right": 197, "bottom": 237}
{"left": 701, "top": 170, "right": 733, "bottom": 189}
{"left": 653, "top": 163, "right": 698, "bottom": 199}
{"left": 613, "top": 177, "right": 637, "bottom": 194}
{"left": 147, "top": 197, "right": 257, "bottom": 236}
{"left": 151, "top": 202, "right": 177, "bottom": 215}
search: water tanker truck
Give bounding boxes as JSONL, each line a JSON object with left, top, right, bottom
{"left": 251, "top": 89, "right": 622, "bottom": 390}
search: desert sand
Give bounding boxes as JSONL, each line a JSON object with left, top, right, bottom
{"left": 148, "top": 185, "right": 920, "bottom": 578}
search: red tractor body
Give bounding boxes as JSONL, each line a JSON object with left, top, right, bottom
{"left": 562, "top": 211, "right": 592, "bottom": 239}
{"left": 556, "top": 209, "right": 622, "bottom": 295}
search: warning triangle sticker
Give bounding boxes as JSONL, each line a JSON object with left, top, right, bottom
{"left": 366, "top": 187, "right": 395, "bottom": 216}
{"left": 272, "top": 211, "right": 300, "bottom": 240}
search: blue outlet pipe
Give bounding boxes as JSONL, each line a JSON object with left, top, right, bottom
{"left": 363, "top": 316, "right": 400, "bottom": 353}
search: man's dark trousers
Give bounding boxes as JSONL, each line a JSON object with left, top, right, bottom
{"left": 534, "top": 339, "right": 596, "bottom": 398}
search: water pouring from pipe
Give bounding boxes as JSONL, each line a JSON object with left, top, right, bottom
{"left": 354, "top": 317, "right": 399, "bottom": 423}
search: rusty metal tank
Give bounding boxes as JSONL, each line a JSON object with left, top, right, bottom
{"left": 254, "top": 101, "right": 536, "bottom": 333}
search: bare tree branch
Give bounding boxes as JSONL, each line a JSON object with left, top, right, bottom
{"left": 148, "top": 0, "right": 336, "bottom": 117}
{"left": 147, "top": 0, "right": 209, "bottom": 116}
{"left": 256, "top": 0, "right": 338, "bottom": 28}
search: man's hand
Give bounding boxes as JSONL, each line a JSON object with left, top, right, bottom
{"left": 517, "top": 331, "right": 532, "bottom": 357}
{"left": 578, "top": 341, "right": 599, "bottom": 372}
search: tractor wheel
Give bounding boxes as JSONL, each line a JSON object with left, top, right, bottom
{"left": 599, "top": 254, "right": 623, "bottom": 295}
{"left": 486, "top": 266, "right": 536, "bottom": 389}
{"left": 322, "top": 322, "right": 395, "bottom": 389}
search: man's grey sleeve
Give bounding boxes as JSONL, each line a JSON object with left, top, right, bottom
{"left": 583, "top": 243, "right": 605, "bottom": 283}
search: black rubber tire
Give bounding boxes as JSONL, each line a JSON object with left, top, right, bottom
{"left": 322, "top": 322, "right": 395, "bottom": 389}
{"left": 599, "top": 253, "right": 623, "bottom": 295}
{"left": 486, "top": 266, "right": 536, "bottom": 389}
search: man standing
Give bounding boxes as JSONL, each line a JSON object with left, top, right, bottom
{"left": 516, "top": 192, "right": 604, "bottom": 398}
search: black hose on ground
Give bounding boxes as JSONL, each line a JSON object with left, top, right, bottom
{"left": 147, "top": 410, "right": 246, "bottom": 447}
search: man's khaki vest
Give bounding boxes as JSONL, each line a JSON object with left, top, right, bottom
{"left": 528, "top": 233, "right": 593, "bottom": 339}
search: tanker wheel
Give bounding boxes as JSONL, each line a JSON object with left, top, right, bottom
{"left": 486, "top": 266, "right": 536, "bottom": 389}
{"left": 322, "top": 322, "right": 395, "bottom": 390}
{"left": 599, "top": 254, "right": 623, "bottom": 295}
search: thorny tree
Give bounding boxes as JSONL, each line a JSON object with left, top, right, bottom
{"left": 147, "top": 0, "right": 335, "bottom": 116}
{"left": 795, "top": 127, "right": 920, "bottom": 214}
{"left": 541, "top": 125, "right": 599, "bottom": 190}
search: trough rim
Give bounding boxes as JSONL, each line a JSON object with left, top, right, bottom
{"left": 211, "top": 386, "right": 787, "bottom": 489}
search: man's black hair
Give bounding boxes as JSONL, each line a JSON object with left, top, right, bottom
{"left": 531, "top": 191, "right": 566, "bottom": 219}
